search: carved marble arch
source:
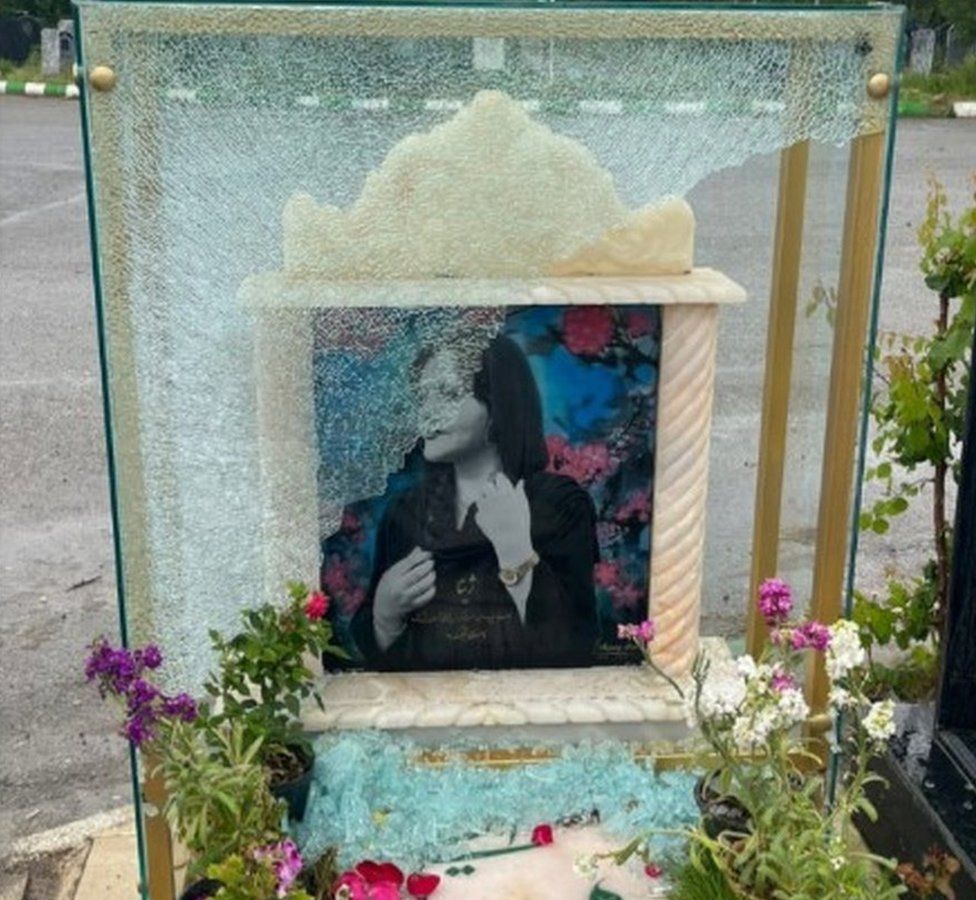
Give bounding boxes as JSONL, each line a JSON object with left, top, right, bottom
{"left": 240, "top": 91, "right": 744, "bottom": 731}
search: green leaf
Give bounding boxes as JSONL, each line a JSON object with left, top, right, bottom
{"left": 589, "top": 885, "right": 623, "bottom": 900}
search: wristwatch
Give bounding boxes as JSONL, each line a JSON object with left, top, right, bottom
{"left": 498, "top": 551, "right": 540, "bottom": 587}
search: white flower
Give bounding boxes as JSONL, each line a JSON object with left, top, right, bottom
{"left": 735, "top": 655, "right": 758, "bottom": 679}
{"left": 831, "top": 855, "right": 845, "bottom": 871}
{"left": 825, "top": 620, "right": 865, "bottom": 680}
{"left": 697, "top": 673, "right": 747, "bottom": 722}
{"left": 572, "top": 854, "right": 600, "bottom": 879}
{"left": 863, "top": 700, "right": 896, "bottom": 744}
{"left": 732, "top": 706, "right": 778, "bottom": 748}
{"left": 776, "top": 688, "right": 810, "bottom": 726}
{"left": 828, "top": 686, "right": 855, "bottom": 710}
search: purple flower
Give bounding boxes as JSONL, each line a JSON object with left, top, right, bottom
{"left": 139, "top": 645, "right": 163, "bottom": 670}
{"left": 122, "top": 711, "right": 156, "bottom": 748}
{"left": 126, "top": 678, "right": 160, "bottom": 713}
{"left": 162, "top": 693, "right": 198, "bottom": 723}
{"left": 84, "top": 639, "right": 140, "bottom": 695}
{"left": 791, "top": 620, "right": 831, "bottom": 652}
{"left": 757, "top": 578, "right": 793, "bottom": 625}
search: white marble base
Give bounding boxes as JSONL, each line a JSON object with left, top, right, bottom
{"left": 304, "top": 637, "right": 730, "bottom": 744}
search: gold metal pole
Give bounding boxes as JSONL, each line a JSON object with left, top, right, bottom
{"left": 746, "top": 140, "right": 810, "bottom": 657}
{"left": 805, "top": 130, "right": 887, "bottom": 722}
{"left": 141, "top": 755, "right": 176, "bottom": 900}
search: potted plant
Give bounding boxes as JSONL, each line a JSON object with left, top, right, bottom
{"left": 580, "top": 579, "right": 918, "bottom": 898}
{"left": 204, "top": 582, "right": 346, "bottom": 820}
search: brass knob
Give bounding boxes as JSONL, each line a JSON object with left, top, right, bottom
{"left": 89, "top": 65, "right": 117, "bottom": 92}
{"left": 866, "top": 72, "right": 892, "bottom": 100}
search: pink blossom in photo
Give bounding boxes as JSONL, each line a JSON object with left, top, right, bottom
{"left": 757, "top": 578, "right": 793, "bottom": 624}
{"left": 626, "top": 310, "right": 655, "bottom": 340}
{"left": 546, "top": 435, "right": 618, "bottom": 486}
{"left": 594, "top": 560, "right": 622, "bottom": 589}
{"left": 562, "top": 306, "right": 615, "bottom": 356}
{"left": 613, "top": 489, "right": 650, "bottom": 525}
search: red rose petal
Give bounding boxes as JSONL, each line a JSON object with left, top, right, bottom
{"left": 531, "top": 824, "right": 554, "bottom": 846}
{"left": 406, "top": 872, "right": 441, "bottom": 897}
{"left": 355, "top": 860, "right": 404, "bottom": 887}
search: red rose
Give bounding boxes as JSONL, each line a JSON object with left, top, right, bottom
{"left": 645, "top": 863, "right": 663, "bottom": 878}
{"left": 304, "top": 590, "right": 329, "bottom": 621}
{"left": 562, "top": 306, "right": 615, "bottom": 357}
{"left": 531, "top": 824, "right": 554, "bottom": 846}
{"left": 406, "top": 872, "right": 441, "bottom": 898}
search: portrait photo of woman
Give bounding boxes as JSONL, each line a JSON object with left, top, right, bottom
{"left": 350, "top": 335, "right": 600, "bottom": 670}
{"left": 319, "top": 303, "right": 661, "bottom": 673}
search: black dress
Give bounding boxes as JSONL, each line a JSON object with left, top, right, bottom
{"left": 350, "top": 470, "right": 599, "bottom": 670}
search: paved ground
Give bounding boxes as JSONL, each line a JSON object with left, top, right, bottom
{"left": 0, "top": 94, "right": 973, "bottom": 856}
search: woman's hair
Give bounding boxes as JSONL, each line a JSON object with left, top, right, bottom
{"left": 471, "top": 334, "right": 548, "bottom": 482}
{"left": 420, "top": 334, "right": 548, "bottom": 540}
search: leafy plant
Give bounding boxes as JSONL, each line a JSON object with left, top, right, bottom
{"left": 204, "top": 582, "right": 346, "bottom": 783}
{"left": 808, "top": 178, "right": 974, "bottom": 695}
{"left": 158, "top": 719, "right": 284, "bottom": 876}
{"left": 668, "top": 844, "right": 736, "bottom": 900}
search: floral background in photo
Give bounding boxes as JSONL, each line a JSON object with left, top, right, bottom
{"left": 317, "top": 304, "right": 661, "bottom": 666}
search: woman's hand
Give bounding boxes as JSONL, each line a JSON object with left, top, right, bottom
{"left": 373, "top": 546, "right": 435, "bottom": 651}
{"left": 474, "top": 475, "right": 534, "bottom": 570}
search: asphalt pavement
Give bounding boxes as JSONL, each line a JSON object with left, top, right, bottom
{"left": 0, "top": 94, "right": 973, "bottom": 853}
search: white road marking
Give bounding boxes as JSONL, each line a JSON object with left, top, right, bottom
{"left": 0, "top": 191, "right": 86, "bottom": 228}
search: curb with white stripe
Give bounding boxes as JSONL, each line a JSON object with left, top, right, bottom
{"left": 0, "top": 79, "right": 78, "bottom": 98}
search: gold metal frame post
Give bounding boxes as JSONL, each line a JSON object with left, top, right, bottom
{"left": 805, "top": 130, "right": 887, "bottom": 724}
{"left": 747, "top": 140, "right": 810, "bottom": 656}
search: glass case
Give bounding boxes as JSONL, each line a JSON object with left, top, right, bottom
{"left": 74, "top": 2, "right": 904, "bottom": 895}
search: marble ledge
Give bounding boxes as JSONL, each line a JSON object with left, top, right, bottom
{"left": 302, "top": 637, "right": 732, "bottom": 743}
{"left": 240, "top": 268, "right": 746, "bottom": 311}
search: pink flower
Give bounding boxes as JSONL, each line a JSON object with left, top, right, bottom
{"left": 563, "top": 306, "right": 615, "bottom": 356}
{"left": 304, "top": 590, "right": 329, "bottom": 621}
{"left": 613, "top": 490, "right": 650, "bottom": 525}
{"left": 757, "top": 578, "right": 793, "bottom": 625}
{"left": 546, "top": 435, "right": 617, "bottom": 486}
{"left": 645, "top": 863, "right": 663, "bottom": 879}
{"left": 626, "top": 310, "right": 654, "bottom": 340}
{"left": 406, "top": 873, "right": 441, "bottom": 898}
{"left": 791, "top": 620, "right": 831, "bottom": 652}
{"left": 531, "top": 823, "right": 555, "bottom": 846}
{"left": 636, "top": 619, "right": 655, "bottom": 643}
{"left": 333, "top": 871, "right": 369, "bottom": 900}
{"left": 253, "top": 840, "right": 304, "bottom": 898}
{"left": 595, "top": 560, "right": 621, "bottom": 589}
{"left": 770, "top": 667, "right": 796, "bottom": 693}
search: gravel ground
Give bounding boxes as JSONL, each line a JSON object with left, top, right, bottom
{"left": 0, "top": 95, "right": 973, "bottom": 854}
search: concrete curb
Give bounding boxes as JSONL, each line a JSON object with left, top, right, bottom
{"left": 0, "top": 80, "right": 79, "bottom": 99}
{"left": 954, "top": 101, "right": 976, "bottom": 118}
{"left": 3, "top": 806, "right": 133, "bottom": 865}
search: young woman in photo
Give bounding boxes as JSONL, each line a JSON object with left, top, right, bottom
{"left": 350, "top": 334, "right": 599, "bottom": 670}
